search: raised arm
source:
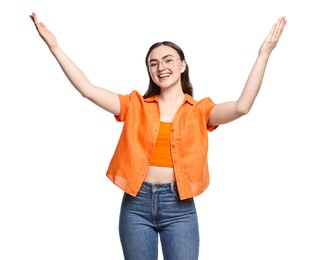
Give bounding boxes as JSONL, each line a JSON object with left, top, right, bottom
{"left": 29, "top": 12, "right": 120, "bottom": 116}
{"left": 208, "top": 16, "right": 287, "bottom": 127}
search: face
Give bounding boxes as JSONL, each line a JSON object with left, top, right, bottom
{"left": 147, "top": 45, "right": 186, "bottom": 90}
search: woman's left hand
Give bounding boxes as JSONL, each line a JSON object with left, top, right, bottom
{"left": 259, "top": 16, "right": 287, "bottom": 57}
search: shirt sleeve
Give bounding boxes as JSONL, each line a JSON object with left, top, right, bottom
{"left": 114, "top": 92, "right": 132, "bottom": 122}
{"left": 204, "top": 97, "right": 219, "bottom": 132}
{"left": 114, "top": 90, "right": 142, "bottom": 122}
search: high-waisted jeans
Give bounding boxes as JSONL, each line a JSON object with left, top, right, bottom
{"left": 119, "top": 182, "right": 199, "bottom": 260}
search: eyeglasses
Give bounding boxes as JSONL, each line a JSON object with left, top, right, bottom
{"left": 147, "top": 57, "right": 181, "bottom": 72}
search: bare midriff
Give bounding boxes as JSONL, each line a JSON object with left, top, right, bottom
{"left": 144, "top": 166, "right": 175, "bottom": 183}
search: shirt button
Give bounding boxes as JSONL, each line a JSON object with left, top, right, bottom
{"left": 171, "top": 128, "right": 174, "bottom": 132}
{"left": 172, "top": 144, "right": 175, "bottom": 148}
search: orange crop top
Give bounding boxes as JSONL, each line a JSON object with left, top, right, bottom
{"left": 149, "top": 121, "right": 173, "bottom": 167}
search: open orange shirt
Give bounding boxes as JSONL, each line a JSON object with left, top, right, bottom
{"left": 106, "top": 90, "right": 218, "bottom": 200}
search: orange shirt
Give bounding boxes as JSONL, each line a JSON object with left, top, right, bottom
{"left": 106, "top": 90, "right": 218, "bottom": 200}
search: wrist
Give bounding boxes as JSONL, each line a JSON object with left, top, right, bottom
{"left": 257, "top": 51, "right": 270, "bottom": 61}
{"left": 50, "top": 44, "right": 60, "bottom": 55}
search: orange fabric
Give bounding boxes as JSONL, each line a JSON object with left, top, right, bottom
{"left": 106, "top": 90, "right": 218, "bottom": 200}
{"left": 149, "top": 121, "right": 173, "bottom": 167}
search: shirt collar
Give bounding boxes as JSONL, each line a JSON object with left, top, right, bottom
{"left": 144, "top": 93, "right": 195, "bottom": 106}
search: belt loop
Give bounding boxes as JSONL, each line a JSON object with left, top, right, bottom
{"left": 170, "top": 183, "right": 175, "bottom": 192}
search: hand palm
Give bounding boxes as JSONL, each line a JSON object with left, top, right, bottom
{"left": 30, "top": 12, "right": 57, "bottom": 50}
{"left": 259, "top": 17, "right": 286, "bottom": 56}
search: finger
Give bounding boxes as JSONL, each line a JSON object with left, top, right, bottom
{"left": 32, "top": 12, "right": 39, "bottom": 25}
{"left": 40, "top": 22, "right": 48, "bottom": 31}
{"left": 268, "top": 18, "right": 280, "bottom": 43}
{"left": 269, "top": 23, "right": 277, "bottom": 40}
{"left": 29, "top": 14, "right": 35, "bottom": 23}
{"left": 278, "top": 17, "right": 287, "bottom": 36}
{"left": 274, "top": 17, "right": 286, "bottom": 41}
{"left": 273, "top": 18, "right": 283, "bottom": 40}
{"left": 29, "top": 12, "right": 37, "bottom": 24}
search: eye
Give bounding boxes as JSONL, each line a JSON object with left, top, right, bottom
{"left": 149, "top": 62, "right": 158, "bottom": 67}
{"left": 164, "top": 58, "right": 173, "bottom": 64}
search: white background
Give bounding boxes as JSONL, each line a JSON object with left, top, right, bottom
{"left": 1, "top": 0, "right": 319, "bottom": 259}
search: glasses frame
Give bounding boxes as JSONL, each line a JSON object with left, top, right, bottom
{"left": 147, "top": 57, "right": 181, "bottom": 72}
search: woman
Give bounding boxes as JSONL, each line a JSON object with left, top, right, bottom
{"left": 30, "top": 13, "right": 286, "bottom": 260}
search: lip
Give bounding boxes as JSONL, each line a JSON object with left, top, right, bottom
{"left": 158, "top": 73, "right": 171, "bottom": 78}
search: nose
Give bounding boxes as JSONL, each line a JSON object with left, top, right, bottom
{"left": 158, "top": 60, "right": 166, "bottom": 70}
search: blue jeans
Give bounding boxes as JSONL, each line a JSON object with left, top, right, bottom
{"left": 119, "top": 182, "right": 199, "bottom": 260}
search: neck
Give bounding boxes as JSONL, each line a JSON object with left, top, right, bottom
{"left": 158, "top": 87, "right": 185, "bottom": 105}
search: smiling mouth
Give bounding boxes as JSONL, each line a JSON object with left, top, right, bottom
{"left": 159, "top": 73, "right": 171, "bottom": 78}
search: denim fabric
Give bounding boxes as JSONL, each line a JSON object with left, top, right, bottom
{"left": 119, "top": 182, "right": 199, "bottom": 260}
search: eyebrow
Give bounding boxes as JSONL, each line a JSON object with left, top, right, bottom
{"left": 149, "top": 54, "right": 174, "bottom": 63}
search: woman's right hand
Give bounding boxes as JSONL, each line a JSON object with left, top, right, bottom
{"left": 29, "top": 12, "right": 120, "bottom": 115}
{"left": 30, "top": 12, "right": 58, "bottom": 51}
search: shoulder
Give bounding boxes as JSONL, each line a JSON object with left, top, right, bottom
{"left": 185, "top": 94, "right": 216, "bottom": 108}
{"left": 117, "top": 90, "right": 145, "bottom": 104}
{"left": 118, "top": 89, "right": 142, "bottom": 99}
{"left": 115, "top": 90, "right": 145, "bottom": 122}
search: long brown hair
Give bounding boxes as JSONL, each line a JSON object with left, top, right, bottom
{"left": 143, "top": 41, "right": 193, "bottom": 98}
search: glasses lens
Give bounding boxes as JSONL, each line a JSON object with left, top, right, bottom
{"left": 162, "top": 58, "right": 174, "bottom": 69}
{"left": 148, "top": 58, "right": 175, "bottom": 72}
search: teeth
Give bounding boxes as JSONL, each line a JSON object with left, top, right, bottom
{"left": 159, "top": 74, "right": 170, "bottom": 78}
